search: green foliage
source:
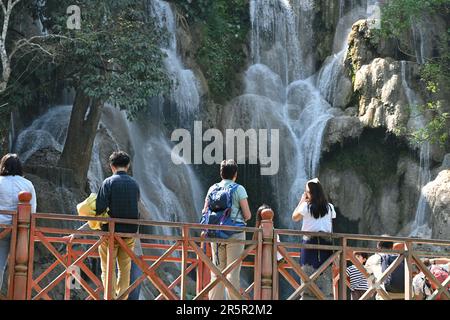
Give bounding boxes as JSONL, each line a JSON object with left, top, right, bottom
{"left": 174, "top": 0, "right": 249, "bottom": 102}
{"left": 0, "top": 2, "right": 57, "bottom": 112}
{"left": 380, "top": 0, "right": 450, "bottom": 147}
{"left": 36, "top": 0, "right": 170, "bottom": 119}
{"left": 380, "top": 0, "right": 445, "bottom": 39}
{"left": 413, "top": 101, "right": 450, "bottom": 146}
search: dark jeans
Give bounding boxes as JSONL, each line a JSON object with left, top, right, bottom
{"left": 351, "top": 289, "right": 366, "bottom": 300}
{"left": 128, "top": 261, "right": 142, "bottom": 300}
{"left": 300, "top": 236, "right": 333, "bottom": 270}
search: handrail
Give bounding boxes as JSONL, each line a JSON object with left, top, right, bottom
{"left": 5, "top": 192, "right": 450, "bottom": 300}
{"left": 32, "top": 213, "right": 260, "bottom": 232}
{"left": 275, "top": 228, "right": 450, "bottom": 246}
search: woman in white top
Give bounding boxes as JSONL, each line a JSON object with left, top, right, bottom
{"left": 0, "top": 154, "right": 36, "bottom": 290}
{"left": 292, "top": 178, "right": 336, "bottom": 269}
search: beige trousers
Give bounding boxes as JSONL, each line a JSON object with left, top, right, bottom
{"left": 209, "top": 232, "right": 245, "bottom": 300}
{"left": 99, "top": 237, "right": 136, "bottom": 300}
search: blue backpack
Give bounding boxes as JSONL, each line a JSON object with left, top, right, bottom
{"left": 380, "top": 254, "right": 405, "bottom": 293}
{"left": 200, "top": 183, "right": 245, "bottom": 239}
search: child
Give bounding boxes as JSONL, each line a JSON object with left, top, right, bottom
{"left": 346, "top": 252, "right": 369, "bottom": 300}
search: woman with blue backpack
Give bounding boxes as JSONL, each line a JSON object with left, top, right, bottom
{"left": 200, "top": 159, "right": 251, "bottom": 300}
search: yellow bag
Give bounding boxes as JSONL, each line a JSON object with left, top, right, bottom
{"left": 76, "top": 193, "right": 109, "bottom": 230}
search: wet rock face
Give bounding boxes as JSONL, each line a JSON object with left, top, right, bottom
{"left": 320, "top": 156, "right": 421, "bottom": 236}
{"left": 423, "top": 170, "right": 450, "bottom": 240}
{"left": 319, "top": 129, "right": 419, "bottom": 236}
{"left": 322, "top": 115, "right": 364, "bottom": 152}
{"left": 354, "top": 57, "right": 412, "bottom": 132}
{"left": 347, "top": 19, "right": 377, "bottom": 71}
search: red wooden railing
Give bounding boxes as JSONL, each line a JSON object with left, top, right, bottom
{"left": 1, "top": 192, "right": 449, "bottom": 300}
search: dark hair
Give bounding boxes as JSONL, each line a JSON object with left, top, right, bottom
{"left": 256, "top": 204, "right": 271, "bottom": 228}
{"left": 109, "top": 151, "right": 131, "bottom": 168}
{"left": 355, "top": 252, "right": 369, "bottom": 260}
{"left": 378, "top": 240, "right": 394, "bottom": 249}
{"left": 307, "top": 179, "right": 330, "bottom": 219}
{"left": 220, "top": 159, "right": 238, "bottom": 180}
{"left": 0, "top": 153, "right": 23, "bottom": 176}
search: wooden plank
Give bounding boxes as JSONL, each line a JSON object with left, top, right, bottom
{"left": 114, "top": 235, "right": 179, "bottom": 300}
{"left": 189, "top": 240, "right": 244, "bottom": 300}
{"left": 181, "top": 226, "right": 188, "bottom": 300}
{"left": 195, "top": 244, "right": 256, "bottom": 300}
{"left": 288, "top": 251, "right": 340, "bottom": 300}
{"left": 338, "top": 238, "right": 347, "bottom": 300}
{"left": 277, "top": 246, "right": 327, "bottom": 300}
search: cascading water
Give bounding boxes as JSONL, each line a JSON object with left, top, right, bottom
{"left": 15, "top": 0, "right": 204, "bottom": 228}
{"left": 87, "top": 0, "right": 204, "bottom": 224}
{"left": 14, "top": 105, "right": 71, "bottom": 163}
{"left": 149, "top": 0, "right": 200, "bottom": 123}
{"left": 410, "top": 18, "right": 431, "bottom": 66}
{"left": 239, "top": 0, "right": 376, "bottom": 227}
{"left": 402, "top": 61, "right": 432, "bottom": 238}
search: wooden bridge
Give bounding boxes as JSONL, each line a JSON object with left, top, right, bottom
{"left": 0, "top": 191, "right": 449, "bottom": 300}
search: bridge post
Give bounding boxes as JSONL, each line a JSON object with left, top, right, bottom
{"left": 12, "top": 191, "right": 32, "bottom": 300}
{"left": 196, "top": 242, "right": 212, "bottom": 299}
{"left": 260, "top": 209, "right": 274, "bottom": 300}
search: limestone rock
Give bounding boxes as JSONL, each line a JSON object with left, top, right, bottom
{"left": 423, "top": 170, "right": 450, "bottom": 240}
{"left": 354, "top": 58, "right": 413, "bottom": 133}
{"left": 347, "top": 20, "right": 377, "bottom": 71}
{"left": 320, "top": 154, "right": 420, "bottom": 236}
{"left": 322, "top": 116, "right": 364, "bottom": 152}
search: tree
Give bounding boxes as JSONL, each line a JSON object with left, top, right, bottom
{"left": 380, "top": 0, "right": 450, "bottom": 148}
{"left": 0, "top": 0, "right": 21, "bottom": 94}
{"left": 0, "top": 0, "right": 59, "bottom": 154}
{"left": 38, "top": 0, "right": 170, "bottom": 188}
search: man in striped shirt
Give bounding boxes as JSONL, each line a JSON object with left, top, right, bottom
{"left": 346, "top": 252, "right": 369, "bottom": 300}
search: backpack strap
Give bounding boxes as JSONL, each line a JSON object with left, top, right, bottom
{"left": 227, "top": 183, "right": 242, "bottom": 222}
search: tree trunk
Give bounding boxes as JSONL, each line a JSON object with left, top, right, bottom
{"left": 58, "top": 90, "right": 103, "bottom": 189}
{"left": 0, "top": 107, "right": 11, "bottom": 155}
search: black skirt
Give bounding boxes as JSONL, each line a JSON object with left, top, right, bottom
{"left": 300, "top": 236, "right": 333, "bottom": 269}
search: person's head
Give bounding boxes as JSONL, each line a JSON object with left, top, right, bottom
{"left": 256, "top": 204, "right": 272, "bottom": 228}
{"left": 355, "top": 252, "right": 368, "bottom": 264}
{"left": 305, "top": 178, "right": 329, "bottom": 219}
{"left": 0, "top": 153, "right": 23, "bottom": 177}
{"left": 220, "top": 159, "right": 238, "bottom": 181}
{"left": 377, "top": 235, "right": 394, "bottom": 250}
{"left": 109, "top": 151, "right": 131, "bottom": 173}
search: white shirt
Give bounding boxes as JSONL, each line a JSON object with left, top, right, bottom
{"left": 298, "top": 202, "right": 336, "bottom": 233}
{"left": 0, "top": 175, "right": 37, "bottom": 225}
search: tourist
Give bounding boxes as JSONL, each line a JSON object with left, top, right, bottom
{"left": 365, "top": 238, "right": 405, "bottom": 300}
{"left": 346, "top": 252, "right": 370, "bottom": 300}
{"left": 0, "top": 154, "right": 37, "bottom": 291}
{"left": 67, "top": 221, "right": 144, "bottom": 300}
{"left": 413, "top": 258, "right": 450, "bottom": 300}
{"left": 96, "top": 151, "right": 140, "bottom": 300}
{"left": 291, "top": 178, "right": 336, "bottom": 269}
{"left": 203, "top": 159, "right": 251, "bottom": 300}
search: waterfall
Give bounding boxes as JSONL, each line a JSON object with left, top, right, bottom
{"left": 411, "top": 18, "right": 427, "bottom": 65}
{"left": 250, "top": 0, "right": 311, "bottom": 84}
{"left": 401, "top": 61, "right": 432, "bottom": 238}
{"left": 149, "top": 0, "right": 200, "bottom": 123}
{"left": 14, "top": 0, "right": 204, "bottom": 228}
{"left": 14, "top": 105, "right": 71, "bottom": 164}
{"left": 238, "top": 0, "right": 376, "bottom": 227}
